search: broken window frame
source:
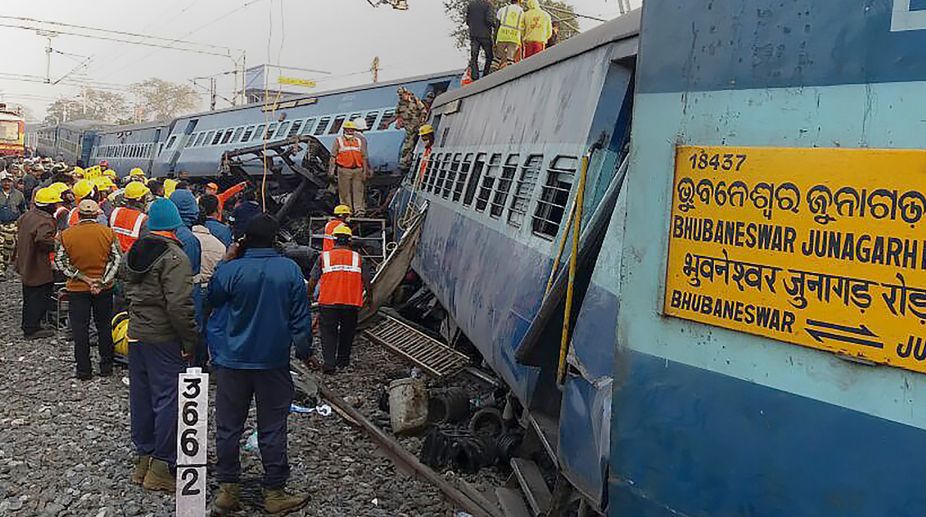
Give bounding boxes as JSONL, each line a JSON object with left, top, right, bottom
{"left": 532, "top": 155, "right": 579, "bottom": 239}
{"left": 454, "top": 153, "right": 473, "bottom": 203}
{"left": 463, "top": 153, "right": 486, "bottom": 207}
{"left": 443, "top": 153, "right": 461, "bottom": 199}
{"left": 476, "top": 153, "right": 501, "bottom": 213}
{"left": 508, "top": 154, "right": 544, "bottom": 229}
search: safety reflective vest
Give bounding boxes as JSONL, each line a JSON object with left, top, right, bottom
{"left": 496, "top": 5, "right": 524, "bottom": 44}
{"left": 322, "top": 219, "right": 347, "bottom": 252}
{"left": 67, "top": 207, "right": 80, "bottom": 228}
{"left": 110, "top": 207, "right": 147, "bottom": 252}
{"left": 318, "top": 249, "right": 364, "bottom": 307}
{"left": 335, "top": 136, "right": 365, "bottom": 169}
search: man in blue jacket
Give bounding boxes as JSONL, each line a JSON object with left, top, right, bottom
{"left": 199, "top": 194, "right": 233, "bottom": 248}
{"left": 207, "top": 214, "right": 312, "bottom": 515}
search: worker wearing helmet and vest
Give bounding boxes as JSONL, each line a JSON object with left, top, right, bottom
{"left": 15, "top": 187, "right": 61, "bottom": 339}
{"left": 110, "top": 182, "right": 150, "bottom": 253}
{"left": 67, "top": 179, "right": 109, "bottom": 227}
{"left": 416, "top": 124, "right": 436, "bottom": 185}
{"left": 323, "top": 205, "right": 352, "bottom": 252}
{"left": 328, "top": 121, "right": 370, "bottom": 216}
{"left": 496, "top": 0, "right": 526, "bottom": 69}
{"left": 307, "top": 225, "right": 371, "bottom": 374}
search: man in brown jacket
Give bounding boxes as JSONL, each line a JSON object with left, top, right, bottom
{"left": 56, "top": 199, "right": 121, "bottom": 380}
{"left": 14, "top": 186, "right": 60, "bottom": 339}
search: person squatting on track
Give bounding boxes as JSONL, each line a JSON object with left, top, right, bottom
{"left": 207, "top": 214, "right": 312, "bottom": 514}
{"left": 120, "top": 198, "right": 200, "bottom": 492}
{"left": 56, "top": 199, "right": 121, "bottom": 380}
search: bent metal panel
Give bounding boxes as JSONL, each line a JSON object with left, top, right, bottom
{"left": 664, "top": 145, "right": 926, "bottom": 374}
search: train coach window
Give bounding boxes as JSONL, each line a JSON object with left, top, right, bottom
{"left": 240, "top": 126, "right": 255, "bottom": 142}
{"left": 166, "top": 135, "right": 178, "bottom": 149}
{"left": 508, "top": 154, "right": 543, "bottom": 229}
{"left": 314, "top": 117, "right": 330, "bottom": 136}
{"left": 264, "top": 123, "right": 278, "bottom": 140}
{"left": 231, "top": 127, "right": 244, "bottom": 143}
{"left": 532, "top": 155, "right": 578, "bottom": 239}
{"left": 275, "top": 122, "right": 291, "bottom": 140}
{"left": 251, "top": 125, "right": 265, "bottom": 142}
{"left": 377, "top": 109, "right": 396, "bottom": 131}
{"left": 193, "top": 132, "right": 206, "bottom": 147}
{"left": 443, "top": 153, "right": 461, "bottom": 199}
{"left": 210, "top": 131, "right": 223, "bottom": 146}
{"left": 476, "top": 153, "right": 500, "bottom": 212}
{"left": 454, "top": 153, "right": 473, "bottom": 203}
{"left": 424, "top": 153, "right": 441, "bottom": 192}
{"left": 329, "top": 115, "right": 346, "bottom": 135}
{"left": 490, "top": 154, "right": 519, "bottom": 219}
{"left": 364, "top": 111, "right": 379, "bottom": 131}
{"left": 463, "top": 153, "right": 486, "bottom": 206}
{"left": 288, "top": 120, "right": 303, "bottom": 137}
{"left": 434, "top": 155, "right": 452, "bottom": 196}
{"left": 220, "top": 129, "right": 235, "bottom": 145}
{"left": 302, "top": 118, "right": 316, "bottom": 135}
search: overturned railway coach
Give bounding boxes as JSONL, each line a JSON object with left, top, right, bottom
{"left": 400, "top": 1, "right": 926, "bottom": 515}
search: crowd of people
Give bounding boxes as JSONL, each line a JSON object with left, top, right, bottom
{"left": 465, "top": 0, "right": 558, "bottom": 82}
{"left": 0, "top": 139, "right": 374, "bottom": 512}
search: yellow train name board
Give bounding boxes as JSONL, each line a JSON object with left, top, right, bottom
{"left": 664, "top": 145, "right": 926, "bottom": 374}
{"left": 277, "top": 76, "right": 316, "bottom": 88}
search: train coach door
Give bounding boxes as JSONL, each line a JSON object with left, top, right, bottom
{"left": 166, "top": 119, "right": 198, "bottom": 172}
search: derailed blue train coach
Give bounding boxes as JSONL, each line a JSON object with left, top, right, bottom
{"left": 402, "top": 1, "right": 926, "bottom": 515}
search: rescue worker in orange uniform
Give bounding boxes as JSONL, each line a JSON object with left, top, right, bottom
{"left": 110, "top": 182, "right": 150, "bottom": 253}
{"left": 322, "top": 205, "right": 352, "bottom": 252}
{"left": 67, "top": 179, "right": 109, "bottom": 227}
{"left": 328, "top": 121, "right": 370, "bottom": 216}
{"left": 307, "top": 225, "right": 371, "bottom": 374}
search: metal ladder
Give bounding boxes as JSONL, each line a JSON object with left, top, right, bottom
{"left": 363, "top": 313, "right": 469, "bottom": 378}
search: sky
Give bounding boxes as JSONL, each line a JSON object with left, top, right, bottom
{"left": 0, "top": 0, "right": 641, "bottom": 121}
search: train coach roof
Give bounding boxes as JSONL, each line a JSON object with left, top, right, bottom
{"left": 433, "top": 8, "right": 640, "bottom": 109}
{"left": 96, "top": 121, "right": 169, "bottom": 134}
{"left": 170, "top": 69, "right": 464, "bottom": 121}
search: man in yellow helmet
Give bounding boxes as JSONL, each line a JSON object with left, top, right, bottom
{"left": 307, "top": 224, "right": 371, "bottom": 374}
{"left": 14, "top": 187, "right": 61, "bottom": 339}
{"left": 495, "top": 0, "right": 526, "bottom": 69}
{"left": 67, "top": 179, "right": 110, "bottom": 227}
{"left": 415, "top": 124, "right": 436, "bottom": 186}
{"left": 110, "top": 182, "right": 150, "bottom": 253}
{"left": 323, "top": 205, "right": 352, "bottom": 252}
{"left": 328, "top": 121, "right": 370, "bottom": 215}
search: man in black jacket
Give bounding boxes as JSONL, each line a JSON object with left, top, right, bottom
{"left": 466, "top": 0, "right": 496, "bottom": 80}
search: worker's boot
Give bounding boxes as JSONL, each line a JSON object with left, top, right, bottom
{"left": 263, "top": 487, "right": 309, "bottom": 514}
{"left": 142, "top": 458, "right": 175, "bottom": 492}
{"left": 213, "top": 483, "right": 242, "bottom": 515}
{"left": 131, "top": 455, "right": 151, "bottom": 485}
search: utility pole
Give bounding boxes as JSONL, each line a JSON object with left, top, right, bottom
{"left": 210, "top": 77, "right": 217, "bottom": 111}
{"left": 371, "top": 56, "right": 380, "bottom": 84}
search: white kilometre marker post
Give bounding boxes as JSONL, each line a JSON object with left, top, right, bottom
{"left": 176, "top": 367, "right": 209, "bottom": 517}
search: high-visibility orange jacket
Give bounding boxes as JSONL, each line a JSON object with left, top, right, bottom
{"left": 110, "top": 207, "right": 147, "bottom": 253}
{"left": 334, "top": 135, "right": 365, "bottom": 169}
{"left": 216, "top": 181, "right": 247, "bottom": 221}
{"left": 322, "top": 219, "right": 347, "bottom": 252}
{"left": 318, "top": 248, "right": 364, "bottom": 307}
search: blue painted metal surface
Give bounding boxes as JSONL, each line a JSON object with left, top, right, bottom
{"left": 610, "top": 0, "right": 926, "bottom": 515}
{"left": 399, "top": 12, "right": 640, "bottom": 510}
{"left": 92, "top": 122, "right": 168, "bottom": 177}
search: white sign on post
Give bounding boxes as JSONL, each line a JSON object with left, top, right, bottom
{"left": 176, "top": 367, "right": 209, "bottom": 517}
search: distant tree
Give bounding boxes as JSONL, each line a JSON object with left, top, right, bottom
{"left": 443, "top": 0, "right": 580, "bottom": 50}
{"left": 44, "top": 88, "right": 129, "bottom": 123}
{"left": 130, "top": 78, "right": 201, "bottom": 122}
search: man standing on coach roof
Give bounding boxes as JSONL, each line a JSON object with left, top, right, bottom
{"left": 0, "top": 171, "right": 26, "bottom": 279}
{"left": 208, "top": 214, "right": 312, "bottom": 515}
{"left": 14, "top": 187, "right": 60, "bottom": 339}
{"left": 308, "top": 225, "right": 371, "bottom": 374}
{"left": 56, "top": 199, "right": 121, "bottom": 380}
{"left": 329, "top": 120, "right": 370, "bottom": 216}
{"left": 466, "top": 0, "right": 496, "bottom": 80}
{"left": 119, "top": 198, "right": 199, "bottom": 492}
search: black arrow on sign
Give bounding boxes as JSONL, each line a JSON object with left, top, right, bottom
{"left": 804, "top": 319, "right": 883, "bottom": 349}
